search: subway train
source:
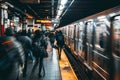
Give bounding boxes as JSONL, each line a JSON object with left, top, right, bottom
{"left": 59, "top": 5, "right": 120, "bottom": 80}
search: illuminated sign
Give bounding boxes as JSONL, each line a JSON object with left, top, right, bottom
{"left": 26, "top": 13, "right": 33, "bottom": 19}
{"left": 35, "top": 19, "right": 51, "bottom": 24}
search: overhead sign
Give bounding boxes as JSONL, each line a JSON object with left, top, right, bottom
{"left": 35, "top": 19, "right": 51, "bottom": 24}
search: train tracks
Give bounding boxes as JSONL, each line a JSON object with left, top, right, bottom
{"left": 63, "top": 46, "right": 90, "bottom": 80}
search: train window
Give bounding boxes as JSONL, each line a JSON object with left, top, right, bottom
{"left": 95, "top": 22, "right": 109, "bottom": 50}
{"left": 113, "top": 19, "right": 120, "bottom": 56}
{"left": 70, "top": 26, "right": 74, "bottom": 39}
{"left": 86, "top": 22, "right": 93, "bottom": 43}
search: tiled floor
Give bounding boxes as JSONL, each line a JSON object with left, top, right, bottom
{"left": 20, "top": 48, "right": 62, "bottom": 80}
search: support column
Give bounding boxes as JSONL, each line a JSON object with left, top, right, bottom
{"left": 0, "top": 3, "right": 8, "bottom": 36}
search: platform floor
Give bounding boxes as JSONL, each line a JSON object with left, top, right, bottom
{"left": 20, "top": 48, "right": 61, "bottom": 80}
{"left": 19, "top": 46, "right": 77, "bottom": 80}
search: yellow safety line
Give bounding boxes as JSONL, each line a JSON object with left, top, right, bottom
{"left": 63, "top": 50, "right": 78, "bottom": 80}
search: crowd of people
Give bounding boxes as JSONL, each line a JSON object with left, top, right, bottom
{"left": 0, "top": 27, "right": 65, "bottom": 80}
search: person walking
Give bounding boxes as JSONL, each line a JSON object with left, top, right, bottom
{"left": 16, "top": 30, "right": 34, "bottom": 78}
{"left": 31, "top": 30, "right": 47, "bottom": 78}
{"left": 0, "top": 27, "right": 25, "bottom": 80}
{"left": 55, "top": 30, "right": 65, "bottom": 60}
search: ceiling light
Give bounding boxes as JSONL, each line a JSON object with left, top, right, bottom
{"left": 59, "top": 5, "right": 64, "bottom": 10}
{"left": 61, "top": 0, "right": 67, "bottom": 5}
{"left": 56, "top": 15, "right": 59, "bottom": 19}
{"left": 109, "top": 13, "right": 116, "bottom": 17}
{"left": 45, "top": 10, "right": 49, "bottom": 12}
{"left": 57, "top": 10, "right": 63, "bottom": 16}
{"left": 97, "top": 16, "right": 106, "bottom": 19}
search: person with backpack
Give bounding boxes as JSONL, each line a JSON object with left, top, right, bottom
{"left": 31, "top": 30, "right": 48, "bottom": 78}
{"left": 0, "top": 28, "right": 25, "bottom": 80}
{"left": 55, "top": 30, "right": 65, "bottom": 60}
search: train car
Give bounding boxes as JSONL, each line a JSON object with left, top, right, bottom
{"left": 61, "top": 5, "right": 120, "bottom": 80}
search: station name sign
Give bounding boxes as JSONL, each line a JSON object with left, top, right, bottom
{"left": 35, "top": 19, "right": 52, "bottom": 24}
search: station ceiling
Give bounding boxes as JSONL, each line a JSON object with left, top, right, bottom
{"left": 4, "top": 0, "right": 120, "bottom": 27}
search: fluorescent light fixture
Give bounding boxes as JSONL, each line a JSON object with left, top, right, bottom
{"left": 109, "top": 13, "right": 116, "bottom": 17}
{"left": 61, "top": 0, "right": 67, "bottom": 5}
{"left": 55, "top": 0, "right": 68, "bottom": 20}
{"left": 97, "top": 16, "right": 106, "bottom": 19}
{"left": 79, "top": 22, "right": 83, "bottom": 25}
{"left": 5, "top": 2, "right": 14, "bottom": 8}
{"left": 115, "top": 16, "right": 120, "bottom": 20}
{"left": 87, "top": 19, "right": 93, "bottom": 22}
{"left": 56, "top": 15, "right": 59, "bottom": 19}
{"left": 59, "top": 5, "right": 65, "bottom": 10}
{"left": 57, "top": 10, "right": 63, "bottom": 16}
{"left": 54, "top": 24, "right": 56, "bottom": 27}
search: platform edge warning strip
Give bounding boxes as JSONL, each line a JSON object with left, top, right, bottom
{"left": 59, "top": 49, "right": 78, "bottom": 80}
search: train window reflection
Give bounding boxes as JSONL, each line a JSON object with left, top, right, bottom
{"left": 95, "top": 23, "right": 109, "bottom": 50}
{"left": 113, "top": 19, "right": 120, "bottom": 56}
{"left": 86, "top": 22, "right": 93, "bottom": 43}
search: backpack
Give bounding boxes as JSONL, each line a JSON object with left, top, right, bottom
{"left": 32, "top": 37, "right": 42, "bottom": 57}
{"left": 57, "top": 35, "right": 63, "bottom": 41}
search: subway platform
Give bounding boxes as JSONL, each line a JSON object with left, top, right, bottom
{"left": 19, "top": 48, "right": 77, "bottom": 80}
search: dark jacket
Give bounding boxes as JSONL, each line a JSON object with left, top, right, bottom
{"left": 56, "top": 31, "right": 65, "bottom": 47}
{"left": 16, "top": 36, "right": 32, "bottom": 50}
{"left": 32, "top": 30, "right": 48, "bottom": 58}
{"left": 0, "top": 36, "right": 24, "bottom": 80}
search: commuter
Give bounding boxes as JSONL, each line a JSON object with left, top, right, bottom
{"left": 49, "top": 31, "right": 55, "bottom": 48}
{"left": 0, "top": 27, "right": 25, "bottom": 80}
{"left": 55, "top": 30, "right": 65, "bottom": 60}
{"left": 5, "top": 27, "right": 16, "bottom": 36}
{"left": 16, "top": 30, "right": 34, "bottom": 77}
{"left": 99, "top": 32, "right": 108, "bottom": 49}
{"left": 31, "top": 30, "right": 48, "bottom": 78}
{"left": 27, "top": 28, "right": 33, "bottom": 39}
{"left": 99, "top": 33, "right": 104, "bottom": 48}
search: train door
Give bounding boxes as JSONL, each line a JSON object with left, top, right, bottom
{"left": 65, "top": 26, "right": 69, "bottom": 45}
{"left": 69, "top": 24, "right": 75, "bottom": 52}
{"left": 93, "top": 18, "right": 110, "bottom": 80}
{"left": 85, "top": 21, "right": 94, "bottom": 67}
{"left": 68, "top": 26, "right": 71, "bottom": 46}
{"left": 77, "top": 22, "right": 84, "bottom": 59}
{"left": 111, "top": 15, "right": 120, "bottom": 80}
{"left": 74, "top": 24, "right": 76, "bottom": 51}
{"left": 75, "top": 23, "right": 80, "bottom": 54}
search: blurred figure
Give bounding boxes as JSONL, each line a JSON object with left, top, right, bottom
{"left": 5, "top": 27, "right": 15, "bottom": 36}
{"left": 49, "top": 31, "right": 55, "bottom": 48}
{"left": 99, "top": 32, "right": 108, "bottom": 48}
{"left": 31, "top": 30, "right": 47, "bottom": 78}
{"left": 16, "top": 30, "right": 34, "bottom": 77}
{"left": 55, "top": 31, "right": 65, "bottom": 60}
{"left": 0, "top": 28, "right": 24, "bottom": 80}
{"left": 27, "top": 28, "right": 33, "bottom": 39}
